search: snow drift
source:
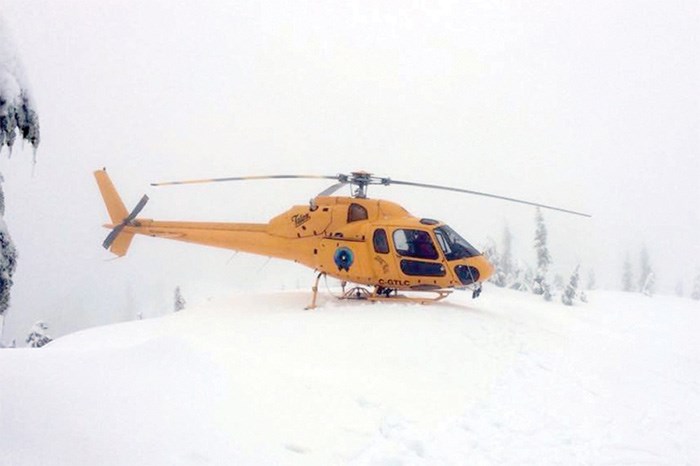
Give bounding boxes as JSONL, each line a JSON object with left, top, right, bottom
{"left": 1, "top": 287, "right": 698, "bottom": 465}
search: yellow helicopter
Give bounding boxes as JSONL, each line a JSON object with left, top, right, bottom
{"left": 94, "top": 169, "right": 589, "bottom": 309}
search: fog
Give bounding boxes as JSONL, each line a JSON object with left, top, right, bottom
{"left": 1, "top": 0, "right": 698, "bottom": 342}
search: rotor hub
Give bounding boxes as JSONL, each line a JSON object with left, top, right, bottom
{"left": 340, "top": 171, "right": 391, "bottom": 198}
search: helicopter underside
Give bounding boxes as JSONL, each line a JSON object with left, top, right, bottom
{"left": 304, "top": 272, "right": 482, "bottom": 310}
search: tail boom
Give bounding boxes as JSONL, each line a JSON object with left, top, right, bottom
{"left": 95, "top": 170, "right": 317, "bottom": 265}
{"left": 121, "top": 220, "right": 316, "bottom": 265}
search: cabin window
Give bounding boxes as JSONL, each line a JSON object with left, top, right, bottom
{"left": 373, "top": 229, "right": 390, "bottom": 254}
{"left": 400, "top": 260, "right": 446, "bottom": 277}
{"left": 392, "top": 229, "right": 439, "bottom": 260}
{"left": 347, "top": 203, "right": 368, "bottom": 223}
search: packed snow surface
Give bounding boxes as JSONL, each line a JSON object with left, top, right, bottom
{"left": 1, "top": 287, "right": 698, "bottom": 465}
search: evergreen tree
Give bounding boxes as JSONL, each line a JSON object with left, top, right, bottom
{"left": 501, "top": 224, "right": 514, "bottom": 284}
{"left": 0, "top": 20, "right": 40, "bottom": 342}
{"left": 638, "top": 246, "right": 652, "bottom": 293}
{"left": 174, "top": 286, "right": 186, "bottom": 312}
{"left": 641, "top": 272, "right": 655, "bottom": 297}
{"left": 510, "top": 262, "right": 533, "bottom": 292}
{"left": 1, "top": 22, "right": 40, "bottom": 152}
{"left": 482, "top": 237, "right": 507, "bottom": 287}
{"left": 532, "top": 208, "right": 552, "bottom": 299}
{"left": 562, "top": 265, "right": 580, "bottom": 306}
{"left": 579, "top": 290, "right": 588, "bottom": 303}
{"left": 0, "top": 177, "right": 17, "bottom": 320}
{"left": 622, "top": 254, "right": 634, "bottom": 292}
{"left": 691, "top": 270, "right": 700, "bottom": 301}
{"left": 26, "top": 321, "right": 52, "bottom": 348}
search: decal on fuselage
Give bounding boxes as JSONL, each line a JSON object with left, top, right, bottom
{"left": 334, "top": 247, "right": 354, "bottom": 271}
{"left": 373, "top": 255, "right": 390, "bottom": 274}
{"left": 292, "top": 213, "right": 311, "bottom": 227}
{"left": 378, "top": 278, "right": 411, "bottom": 287}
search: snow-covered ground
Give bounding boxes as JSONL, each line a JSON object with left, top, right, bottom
{"left": 1, "top": 286, "right": 698, "bottom": 465}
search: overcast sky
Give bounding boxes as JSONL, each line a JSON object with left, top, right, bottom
{"left": 1, "top": 0, "right": 698, "bottom": 341}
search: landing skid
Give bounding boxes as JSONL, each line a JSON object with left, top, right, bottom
{"left": 305, "top": 272, "right": 453, "bottom": 310}
{"left": 341, "top": 286, "right": 453, "bottom": 305}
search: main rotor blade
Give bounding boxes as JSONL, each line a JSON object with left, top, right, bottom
{"left": 317, "top": 182, "right": 348, "bottom": 197}
{"left": 388, "top": 179, "right": 591, "bottom": 217}
{"left": 151, "top": 174, "right": 340, "bottom": 187}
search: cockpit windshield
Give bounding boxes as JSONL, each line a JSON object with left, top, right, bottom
{"left": 434, "top": 225, "right": 480, "bottom": 260}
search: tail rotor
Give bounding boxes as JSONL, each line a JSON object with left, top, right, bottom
{"left": 102, "top": 194, "right": 149, "bottom": 250}
{"left": 95, "top": 169, "right": 149, "bottom": 256}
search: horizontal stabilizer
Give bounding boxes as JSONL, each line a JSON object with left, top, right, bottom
{"left": 109, "top": 231, "right": 135, "bottom": 257}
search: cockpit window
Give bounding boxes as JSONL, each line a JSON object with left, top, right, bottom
{"left": 434, "top": 225, "right": 480, "bottom": 260}
{"left": 392, "top": 229, "right": 439, "bottom": 260}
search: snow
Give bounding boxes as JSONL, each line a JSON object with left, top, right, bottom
{"left": 1, "top": 286, "right": 698, "bottom": 465}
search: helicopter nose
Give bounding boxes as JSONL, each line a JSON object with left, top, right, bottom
{"left": 454, "top": 255, "right": 494, "bottom": 286}
{"left": 474, "top": 254, "right": 494, "bottom": 281}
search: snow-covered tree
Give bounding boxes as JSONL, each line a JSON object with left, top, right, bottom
{"left": 638, "top": 246, "right": 652, "bottom": 293}
{"left": 481, "top": 225, "right": 528, "bottom": 291}
{"left": 562, "top": 265, "right": 580, "bottom": 306}
{"left": 622, "top": 254, "right": 634, "bottom": 292}
{"left": 0, "top": 19, "right": 40, "bottom": 342}
{"left": 500, "top": 224, "right": 514, "bottom": 283}
{"left": 1, "top": 22, "right": 40, "bottom": 153}
{"left": 641, "top": 272, "right": 655, "bottom": 297}
{"left": 692, "top": 270, "right": 700, "bottom": 301}
{"left": 510, "top": 262, "right": 533, "bottom": 293}
{"left": 26, "top": 321, "right": 52, "bottom": 348}
{"left": 482, "top": 237, "right": 507, "bottom": 287}
{"left": 532, "top": 208, "right": 552, "bottom": 299}
{"left": 174, "top": 286, "right": 185, "bottom": 312}
{"left": 0, "top": 176, "right": 17, "bottom": 321}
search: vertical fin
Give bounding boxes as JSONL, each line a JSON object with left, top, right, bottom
{"left": 94, "top": 169, "right": 128, "bottom": 224}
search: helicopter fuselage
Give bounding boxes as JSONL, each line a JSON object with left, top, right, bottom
{"left": 112, "top": 194, "right": 493, "bottom": 293}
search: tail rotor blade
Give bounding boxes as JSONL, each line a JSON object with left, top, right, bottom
{"left": 126, "top": 195, "right": 149, "bottom": 222}
{"left": 102, "top": 194, "right": 150, "bottom": 250}
{"left": 103, "top": 224, "right": 125, "bottom": 249}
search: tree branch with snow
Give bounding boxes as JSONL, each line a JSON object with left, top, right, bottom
{"left": 0, "top": 17, "right": 40, "bottom": 345}
{"left": 0, "top": 20, "right": 40, "bottom": 154}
